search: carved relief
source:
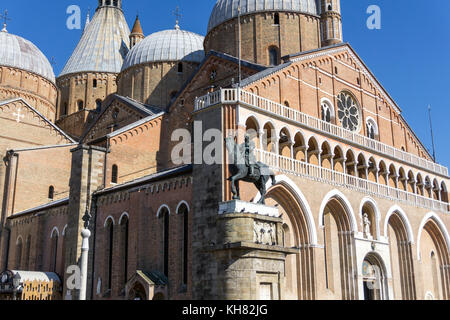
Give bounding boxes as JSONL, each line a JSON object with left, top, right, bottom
{"left": 254, "top": 221, "right": 277, "bottom": 246}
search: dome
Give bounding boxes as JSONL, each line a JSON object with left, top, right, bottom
{"left": 208, "top": 0, "right": 319, "bottom": 32}
{"left": 122, "top": 27, "right": 205, "bottom": 71}
{"left": 59, "top": 6, "right": 130, "bottom": 77}
{"left": 0, "top": 29, "right": 55, "bottom": 83}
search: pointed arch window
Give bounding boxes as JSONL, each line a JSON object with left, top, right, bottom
{"left": 159, "top": 207, "right": 170, "bottom": 277}
{"left": 268, "top": 46, "right": 279, "bottom": 66}
{"left": 15, "top": 238, "right": 23, "bottom": 270}
{"left": 105, "top": 219, "right": 114, "bottom": 290}
{"left": 120, "top": 215, "right": 129, "bottom": 285}
{"left": 50, "top": 230, "right": 58, "bottom": 273}
{"left": 178, "top": 204, "right": 189, "bottom": 287}
{"left": 48, "top": 186, "right": 55, "bottom": 200}
{"left": 274, "top": 13, "right": 280, "bottom": 25}
{"left": 111, "top": 165, "right": 118, "bottom": 184}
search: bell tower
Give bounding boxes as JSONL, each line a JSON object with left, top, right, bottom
{"left": 129, "top": 15, "right": 144, "bottom": 49}
{"left": 320, "top": 0, "right": 343, "bottom": 47}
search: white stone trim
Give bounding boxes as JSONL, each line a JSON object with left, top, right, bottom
{"left": 417, "top": 212, "right": 450, "bottom": 260}
{"left": 176, "top": 201, "right": 190, "bottom": 214}
{"left": 383, "top": 205, "right": 414, "bottom": 244}
{"left": 50, "top": 227, "right": 59, "bottom": 238}
{"left": 318, "top": 189, "right": 358, "bottom": 233}
{"left": 156, "top": 205, "right": 171, "bottom": 218}
{"left": 103, "top": 216, "right": 115, "bottom": 227}
{"left": 119, "top": 212, "right": 129, "bottom": 225}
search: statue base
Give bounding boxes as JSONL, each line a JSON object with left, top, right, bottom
{"left": 218, "top": 200, "right": 279, "bottom": 218}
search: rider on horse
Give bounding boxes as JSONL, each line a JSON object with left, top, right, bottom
{"left": 241, "top": 134, "right": 259, "bottom": 177}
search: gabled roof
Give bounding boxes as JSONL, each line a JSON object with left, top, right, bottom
{"left": 0, "top": 98, "right": 75, "bottom": 143}
{"left": 80, "top": 94, "right": 164, "bottom": 142}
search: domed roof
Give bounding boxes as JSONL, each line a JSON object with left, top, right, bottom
{"left": 208, "top": 0, "right": 319, "bottom": 32}
{"left": 0, "top": 29, "right": 55, "bottom": 83}
{"left": 122, "top": 27, "right": 205, "bottom": 71}
{"left": 59, "top": 6, "right": 130, "bottom": 77}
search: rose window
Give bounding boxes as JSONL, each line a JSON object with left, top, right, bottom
{"left": 337, "top": 92, "right": 360, "bottom": 132}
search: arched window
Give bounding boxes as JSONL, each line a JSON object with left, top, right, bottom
{"left": 50, "top": 230, "right": 58, "bottom": 273}
{"left": 366, "top": 118, "right": 378, "bottom": 140}
{"left": 93, "top": 79, "right": 97, "bottom": 88}
{"left": 120, "top": 215, "right": 129, "bottom": 285}
{"left": 159, "top": 207, "right": 170, "bottom": 277}
{"left": 177, "top": 62, "right": 183, "bottom": 73}
{"left": 268, "top": 46, "right": 279, "bottom": 66}
{"left": 105, "top": 219, "right": 114, "bottom": 290}
{"left": 111, "top": 165, "right": 118, "bottom": 184}
{"left": 178, "top": 204, "right": 189, "bottom": 287}
{"left": 48, "top": 186, "right": 55, "bottom": 200}
{"left": 15, "top": 237, "right": 23, "bottom": 270}
{"left": 77, "top": 100, "right": 84, "bottom": 111}
{"left": 62, "top": 103, "right": 68, "bottom": 116}
{"left": 321, "top": 102, "right": 332, "bottom": 123}
{"left": 96, "top": 99, "right": 102, "bottom": 112}
{"left": 274, "top": 13, "right": 280, "bottom": 25}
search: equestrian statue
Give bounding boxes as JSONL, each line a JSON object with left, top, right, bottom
{"left": 225, "top": 135, "right": 276, "bottom": 205}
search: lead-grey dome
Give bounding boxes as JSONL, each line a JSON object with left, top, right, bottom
{"left": 59, "top": 6, "right": 130, "bottom": 77}
{"left": 0, "top": 29, "right": 55, "bottom": 83}
{"left": 122, "top": 27, "right": 204, "bottom": 71}
{"left": 208, "top": 0, "right": 319, "bottom": 32}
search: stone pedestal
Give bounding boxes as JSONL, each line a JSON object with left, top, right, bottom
{"left": 212, "top": 201, "right": 297, "bottom": 300}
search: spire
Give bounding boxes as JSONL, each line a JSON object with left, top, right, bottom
{"left": 129, "top": 15, "right": 144, "bottom": 49}
{"left": 131, "top": 15, "right": 143, "bottom": 35}
{"left": 83, "top": 9, "right": 90, "bottom": 33}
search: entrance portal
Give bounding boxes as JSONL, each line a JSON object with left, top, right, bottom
{"left": 362, "top": 254, "right": 388, "bottom": 300}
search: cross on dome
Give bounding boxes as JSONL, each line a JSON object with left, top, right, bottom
{"left": 172, "top": 6, "right": 182, "bottom": 30}
{"left": 0, "top": 9, "right": 11, "bottom": 32}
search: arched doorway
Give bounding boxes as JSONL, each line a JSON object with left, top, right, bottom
{"left": 321, "top": 195, "right": 357, "bottom": 300}
{"left": 263, "top": 181, "right": 316, "bottom": 300}
{"left": 386, "top": 211, "right": 416, "bottom": 300}
{"left": 362, "top": 253, "right": 388, "bottom": 300}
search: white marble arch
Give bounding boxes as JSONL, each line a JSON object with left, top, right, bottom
{"left": 417, "top": 212, "right": 450, "bottom": 260}
{"left": 359, "top": 197, "right": 381, "bottom": 240}
{"left": 119, "top": 212, "right": 129, "bottom": 225}
{"left": 156, "top": 204, "right": 171, "bottom": 218}
{"left": 103, "top": 216, "right": 116, "bottom": 227}
{"left": 176, "top": 201, "right": 190, "bottom": 214}
{"left": 383, "top": 205, "right": 414, "bottom": 244}
{"left": 50, "top": 226, "right": 59, "bottom": 238}
{"left": 318, "top": 189, "right": 358, "bottom": 233}
{"left": 254, "top": 175, "right": 318, "bottom": 245}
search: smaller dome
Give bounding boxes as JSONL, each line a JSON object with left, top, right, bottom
{"left": 0, "top": 29, "right": 55, "bottom": 83}
{"left": 122, "top": 27, "right": 205, "bottom": 71}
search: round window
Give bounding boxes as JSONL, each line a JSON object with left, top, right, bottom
{"left": 337, "top": 92, "right": 361, "bottom": 132}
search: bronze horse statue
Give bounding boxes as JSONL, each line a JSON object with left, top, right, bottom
{"left": 225, "top": 136, "right": 276, "bottom": 205}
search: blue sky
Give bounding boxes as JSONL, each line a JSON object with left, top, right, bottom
{"left": 2, "top": 0, "right": 450, "bottom": 168}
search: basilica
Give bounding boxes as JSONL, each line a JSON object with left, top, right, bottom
{"left": 0, "top": 0, "right": 449, "bottom": 300}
